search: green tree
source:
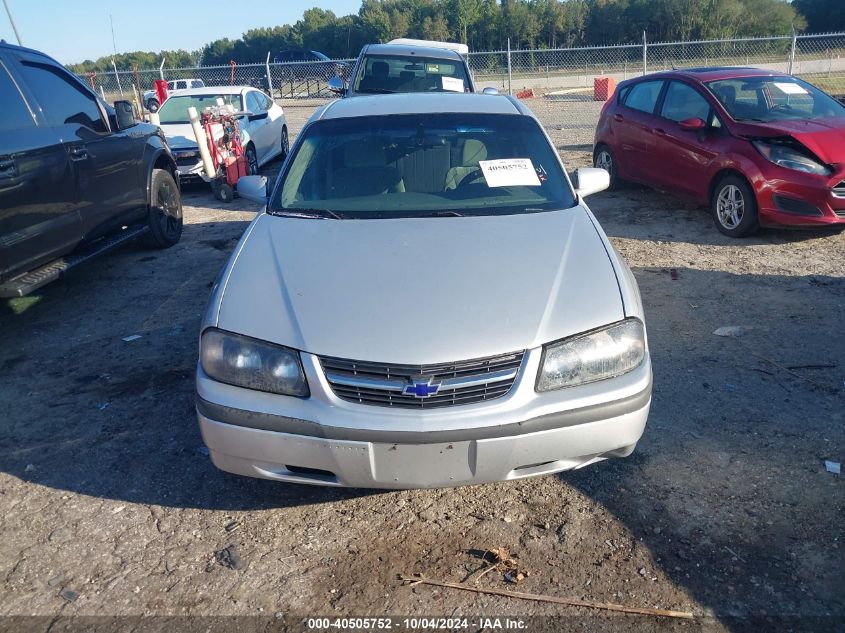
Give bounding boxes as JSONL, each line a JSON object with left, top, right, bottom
{"left": 793, "top": 0, "right": 845, "bottom": 33}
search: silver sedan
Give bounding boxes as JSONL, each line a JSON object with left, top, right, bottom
{"left": 196, "top": 93, "right": 651, "bottom": 488}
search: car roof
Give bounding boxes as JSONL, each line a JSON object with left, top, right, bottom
{"left": 0, "top": 40, "right": 50, "bottom": 57}
{"left": 166, "top": 85, "right": 252, "bottom": 96}
{"left": 316, "top": 92, "right": 524, "bottom": 121}
{"left": 636, "top": 66, "right": 789, "bottom": 83}
{"left": 361, "top": 43, "right": 464, "bottom": 61}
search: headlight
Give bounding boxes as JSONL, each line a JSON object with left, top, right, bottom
{"left": 200, "top": 328, "right": 309, "bottom": 397}
{"left": 752, "top": 140, "right": 830, "bottom": 176}
{"left": 536, "top": 319, "right": 645, "bottom": 392}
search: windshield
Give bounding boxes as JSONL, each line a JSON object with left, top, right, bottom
{"left": 157, "top": 94, "right": 242, "bottom": 124}
{"left": 706, "top": 76, "right": 844, "bottom": 122}
{"left": 269, "top": 113, "right": 575, "bottom": 219}
{"left": 355, "top": 54, "right": 471, "bottom": 94}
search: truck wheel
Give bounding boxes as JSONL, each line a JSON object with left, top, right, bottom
{"left": 144, "top": 168, "right": 183, "bottom": 248}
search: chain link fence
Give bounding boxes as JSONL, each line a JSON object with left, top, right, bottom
{"left": 79, "top": 32, "right": 845, "bottom": 147}
{"left": 80, "top": 58, "right": 356, "bottom": 108}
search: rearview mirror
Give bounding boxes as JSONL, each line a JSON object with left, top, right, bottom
{"left": 679, "top": 117, "right": 706, "bottom": 131}
{"left": 113, "top": 100, "right": 137, "bottom": 131}
{"left": 482, "top": 87, "right": 499, "bottom": 95}
{"left": 237, "top": 175, "right": 269, "bottom": 205}
{"left": 573, "top": 167, "right": 610, "bottom": 198}
{"left": 328, "top": 76, "right": 345, "bottom": 96}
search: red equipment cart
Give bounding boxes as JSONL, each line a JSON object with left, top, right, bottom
{"left": 199, "top": 107, "right": 249, "bottom": 202}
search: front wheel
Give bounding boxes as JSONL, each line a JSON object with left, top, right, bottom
{"left": 711, "top": 175, "right": 759, "bottom": 237}
{"left": 593, "top": 144, "right": 621, "bottom": 189}
{"left": 144, "top": 169, "right": 182, "bottom": 248}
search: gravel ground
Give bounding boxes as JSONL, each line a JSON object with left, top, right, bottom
{"left": 0, "top": 103, "right": 843, "bottom": 633}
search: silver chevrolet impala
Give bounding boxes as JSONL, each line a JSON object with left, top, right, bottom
{"left": 196, "top": 93, "right": 651, "bottom": 489}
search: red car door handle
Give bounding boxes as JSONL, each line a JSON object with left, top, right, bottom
{"left": 613, "top": 114, "right": 624, "bottom": 122}
{"left": 654, "top": 128, "right": 666, "bottom": 136}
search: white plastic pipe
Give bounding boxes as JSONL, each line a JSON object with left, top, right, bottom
{"left": 148, "top": 112, "right": 160, "bottom": 126}
{"left": 159, "top": 57, "right": 166, "bottom": 80}
{"left": 188, "top": 106, "right": 215, "bottom": 179}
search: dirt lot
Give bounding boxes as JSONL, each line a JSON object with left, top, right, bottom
{"left": 0, "top": 105, "right": 843, "bottom": 633}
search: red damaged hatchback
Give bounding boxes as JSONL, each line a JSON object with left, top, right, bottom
{"left": 593, "top": 67, "right": 845, "bottom": 236}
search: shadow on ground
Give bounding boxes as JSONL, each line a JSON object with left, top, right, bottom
{"left": 0, "top": 191, "right": 842, "bottom": 628}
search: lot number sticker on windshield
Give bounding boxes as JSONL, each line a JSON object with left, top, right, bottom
{"left": 479, "top": 159, "right": 541, "bottom": 187}
{"left": 773, "top": 82, "right": 808, "bottom": 95}
{"left": 441, "top": 76, "right": 465, "bottom": 92}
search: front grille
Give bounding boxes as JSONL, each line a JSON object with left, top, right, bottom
{"left": 175, "top": 155, "right": 199, "bottom": 167}
{"left": 320, "top": 351, "right": 525, "bottom": 409}
{"left": 833, "top": 180, "right": 845, "bottom": 198}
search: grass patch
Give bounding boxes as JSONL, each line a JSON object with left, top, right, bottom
{"left": 799, "top": 73, "right": 845, "bottom": 95}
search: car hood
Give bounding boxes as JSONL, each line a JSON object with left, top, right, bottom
{"left": 215, "top": 208, "right": 624, "bottom": 364}
{"left": 735, "top": 118, "right": 845, "bottom": 164}
{"left": 159, "top": 122, "right": 230, "bottom": 150}
{"left": 159, "top": 123, "right": 202, "bottom": 150}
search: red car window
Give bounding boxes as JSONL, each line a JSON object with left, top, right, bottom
{"left": 661, "top": 81, "right": 711, "bottom": 122}
{"left": 623, "top": 80, "right": 664, "bottom": 114}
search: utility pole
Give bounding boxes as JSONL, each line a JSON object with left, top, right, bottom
{"left": 2, "top": 0, "right": 22, "bottom": 46}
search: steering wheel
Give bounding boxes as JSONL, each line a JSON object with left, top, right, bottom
{"left": 456, "top": 167, "right": 485, "bottom": 188}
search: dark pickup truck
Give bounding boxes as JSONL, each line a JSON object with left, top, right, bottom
{"left": 0, "top": 41, "right": 182, "bottom": 298}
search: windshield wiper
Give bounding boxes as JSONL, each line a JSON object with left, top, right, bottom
{"left": 358, "top": 88, "right": 395, "bottom": 94}
{"left": 273, "top": 208, "right": 344, "bottom": 220}
{"left": 427, "top": 210, "right": 465, "bottom": 217}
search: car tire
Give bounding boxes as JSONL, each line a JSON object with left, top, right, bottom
{"left": 147, "top": 99, "right": 160, "bottom": 113}
{"left": 245, "top": 144, "right": 259, "bottom": 175}
{"left": 280, "top": 126, "right": 289, "bottom": 161}
{"left": 144, "top": 168, "right": 183, "bottom": 249}
{"left": 593, "top": 144, "right": 621, "bottom": 189}
{"left": 711, "top": 174, "right": 759, "bottom": 237}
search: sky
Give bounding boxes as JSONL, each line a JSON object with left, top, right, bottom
{"left": 0, "top": 0, "right": 364, "bottom": 64}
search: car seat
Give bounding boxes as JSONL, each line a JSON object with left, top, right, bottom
{"left": 716, "top": 85, "right": 737, "bottom": 110}
{"left": 359, "top": 60, "right": 390, "bottom": 93}
{"left": 444, "top": 139, "right": 488, "bottom": 190}
{"left": 330, "top": 139, "right": 402, "bottom": 198}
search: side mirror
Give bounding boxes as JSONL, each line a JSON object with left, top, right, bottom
{"left": 481, "top": 87, "right": 499, "bottom": 95}
{"left": 679, "top": 117, "right": 706, "bottom": 131}
{"left": 328, "top": 76, "right": 345, "bottom": 96}
{"left": 573, "top": 167, "right": 610, "bottom": 198}
{"left": 113, "top": 100, "right": 137, "bottom": 130}
{"left": 237, "top": 175, "right": 269, "bottom": 205}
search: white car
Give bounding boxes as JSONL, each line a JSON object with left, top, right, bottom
{"left": 156, "top": 86, "right": 289, "bottom": 179}
{"left": 143, "top": 78, "right": 204, "bottom": 112}
{"left": 197, "top": 93, "right": 651, "bottom": 489}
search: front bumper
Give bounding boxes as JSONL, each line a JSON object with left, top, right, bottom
{"left": 176, "top": 160, "right": 206, "bottom": 180}
{"left": 196, "top": 347, "right": 652, "bottom": 489}
{"left": 755, "top": 167, "right": 845, "bottom": 228}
